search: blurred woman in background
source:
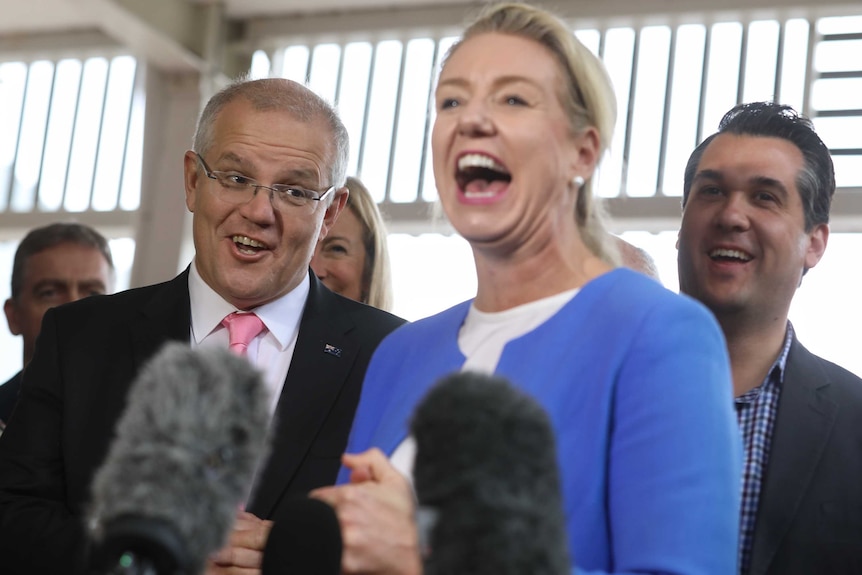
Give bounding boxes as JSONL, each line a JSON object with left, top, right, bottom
{"left": 311, "top": 176, "right": 394, "bottom": 311}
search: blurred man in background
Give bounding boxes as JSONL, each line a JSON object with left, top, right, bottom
{"left": 1, "top": 222, "right": 114, "bottom": 430}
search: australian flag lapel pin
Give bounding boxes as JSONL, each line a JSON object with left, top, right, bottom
{"left": 324, "top": 343, "right": 342, "bottom": 358}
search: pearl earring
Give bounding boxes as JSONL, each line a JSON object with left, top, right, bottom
{"left": 572, "top": 175, "right": 585, "bottom": 188}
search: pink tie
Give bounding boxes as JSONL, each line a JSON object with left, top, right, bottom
{"left": 221, "top": 312, "right": 266, "bottom": 357}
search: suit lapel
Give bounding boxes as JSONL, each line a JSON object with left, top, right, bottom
{"left": 129, "top": 270, "right": 192, "bottom": 372}
{"left": 85, "top": 271, "right": 192, "bottom": 484}
{"left": 749, "top": 337, "right": 838, "bottom": 574}
{"left": 248, "top": 275, "right": 357, "bottom": 516}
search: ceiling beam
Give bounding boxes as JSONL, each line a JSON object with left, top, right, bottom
{"left": 67, "top": 0, "right": 207, "bottom": 71}
{"left": 0, "top": 29, "right": 120, "bottom": 62}
{"left": 243, "top": 0, "right": 862, "bottom": 45}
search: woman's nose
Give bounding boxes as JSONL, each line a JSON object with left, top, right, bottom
{"left": 456, "top": 101, "right": 494, "bottom": 137}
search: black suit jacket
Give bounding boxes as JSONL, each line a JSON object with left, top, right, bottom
{"left": 0, "top": 269, "right": 404, "bottom": 573}
{"left": 747, "top": 336, "right": 862, "bottom": 575}
{"left": 0, "top": 370, "right": 22, "bottom": 426}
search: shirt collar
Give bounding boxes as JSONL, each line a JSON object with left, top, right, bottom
{"left": 188, "top": 260, "right": 309, "bottom": 350}
{"left": 772, "top": 321, "right": 795, "bottom": 384}
{"left": 736, "top": 321, "right": 794, "bottom": 403}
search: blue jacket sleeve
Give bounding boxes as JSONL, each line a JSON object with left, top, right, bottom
{"left": 602, "top": 296, "right": 741, "bottom": 574}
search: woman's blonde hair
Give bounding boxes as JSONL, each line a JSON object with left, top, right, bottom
{"left": 446, "top": 2, "right": 620, "bottom": 264}
{"left": 344, "top": 177, "right": 394, "bottom": 311}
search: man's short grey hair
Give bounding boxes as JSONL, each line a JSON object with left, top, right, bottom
{"left": 11, "top": 222, "right": 114, "bottom": 299}
{"left": 192, "top": 77, "right": 349, "bottom": 190}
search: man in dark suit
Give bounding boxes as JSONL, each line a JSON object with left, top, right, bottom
{"left": 678, "top": 101, "right": 862, "bottom": 574}
{"left": 0, "top": 222, "right": 115, "bottom": 431}
{"left": 0, "top": 78, "right": 405, "bottom": 574}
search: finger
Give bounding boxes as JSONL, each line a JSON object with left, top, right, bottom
{"left": 205, "top": 561, "right": 262, "bottom": 575}
{"left": 209, "top": 544, "right": 264, "bottom": 569}
{"left": 234, "top": 510, "right": 259, "bottom": 522}
{"left": 349, "top": 463, "right": 373, "bottom": 484}
{"left": 342, "top": 448, "right": 398, "bottom": 483}
{"left": 309, "top": 485, "right": 339, "bottom": 506}
{"left": 228, "top": 520, "right": 273, "bottom": 551}
{"left": 311, "top": 484, "right": 383, "bottom": 529}
{"left": 209, "top": 520, "right": 272, "bottom": 568}
{"left": 231, "top": 513, "right": 269, "bottom": 533}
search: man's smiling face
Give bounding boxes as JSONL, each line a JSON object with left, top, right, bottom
{"left": 677, "top": 133, "right": 828, "bottom": 322}
{"left": 184, "top": 97, "right": 345, "bottom": 310}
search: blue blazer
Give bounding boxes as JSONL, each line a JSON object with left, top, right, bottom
{"left": 342, "top": 268, "right": 741, "bottom": 575}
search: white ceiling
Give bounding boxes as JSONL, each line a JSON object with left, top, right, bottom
{"left": 3, "top": 0, "right": 859, "bottom": 73}
{"left": 0, "top": 0, "right": 483, "bottom": 73}
{"left": 0, "top": 0, "right": 477, "bottom": 35}
{"left": 2, "top": 0, "right": 94, "bottom": 35}
{"left": 6, "top": 0, "right": 862, "bottom": 37}
{"left": 216, "top": 0, "right": 478, "bottom": 18}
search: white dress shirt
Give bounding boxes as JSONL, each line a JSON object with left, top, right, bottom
{"left": 187, "top": 261, "right": 308, "bottom": 416}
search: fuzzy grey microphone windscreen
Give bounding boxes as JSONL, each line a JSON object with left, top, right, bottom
{"left": 87, "top": 342, "right": 271, "bottom": 574}
{"left": 411, "top": 371, "right": 571, "bottom": 575}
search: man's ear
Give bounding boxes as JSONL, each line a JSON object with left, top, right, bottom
{"left": 4, "top": 298, "right": 21, "bottom": 336}
{"left": 183, "top": 150, "right": 200, "bottom": 213}
{"left": 804, "top": 222, "right": 829, "bottom": 271}
{"left": 320, "top": 187, "right": 349, "bottom": 240}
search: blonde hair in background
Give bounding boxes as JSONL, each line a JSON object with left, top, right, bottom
{"left": 344, "top": 177, "right": 394, "bottom": 312}
{"left": 447, "top": 2, "right": 620, "bottom": 265}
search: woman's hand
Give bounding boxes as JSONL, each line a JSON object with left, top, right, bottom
{"left": 311, "top": 449, "right": 422, "bottom": 575}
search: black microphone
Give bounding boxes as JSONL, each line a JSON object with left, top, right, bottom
{"left": 261, "top": 496, "right": 342, "bottom": 575}
{"left": 87, "top": 342, "right": 271, "bottom": 575}
{"left": 410, "top": 371, "right": 571, "bottom": 575}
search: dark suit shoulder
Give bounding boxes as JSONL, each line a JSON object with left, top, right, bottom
{"left": 305, "top": 274, "right": 406, "bottom": 339}
{"left": 339, "top": 296, "right": 406, "bottom": 333}
{"left": 788, "top": 336, "right": 862, "bottom": 404}
{"left": 49, "top": 273, "right": 186, "bottom": 323}
{"left": 0, "top": 371, "right": 23, "bottom": 423}
{"left": 754, "top": 334, "right": 862, "bottom": 574}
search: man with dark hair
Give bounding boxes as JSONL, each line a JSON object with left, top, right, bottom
{"left": 678, "top": 101, "right": 862, "bottom": 574}
{"left": 1, "top": 222, "right": 115, "bottom": 429}
{"left": 0, "top": 78, "right": 405, "bottom": 574}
